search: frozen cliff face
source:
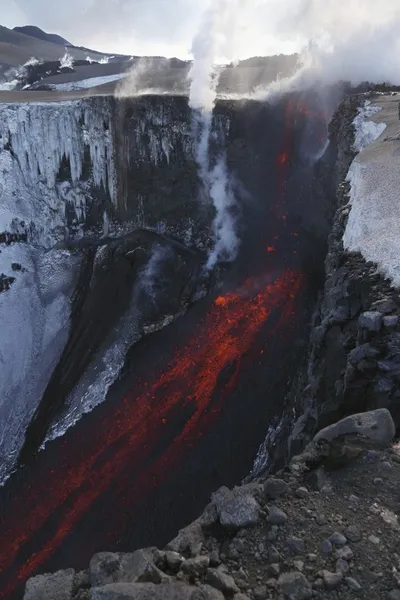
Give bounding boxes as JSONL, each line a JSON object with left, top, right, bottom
{"left": 0, "top": 94, "right": 226, "bottom": 482}
{"left": 0, "top": 97, "right": 117, "bottom": 483}
{"left": 0, "top": 98, "right": 116, "bottom": 248}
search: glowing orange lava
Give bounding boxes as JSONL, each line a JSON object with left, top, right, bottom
{"left": 0, "top": 269, "right": 303, "bottom": 597}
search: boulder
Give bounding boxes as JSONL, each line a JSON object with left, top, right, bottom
{"left": 313, "top": 408, "right": 395, "bottom": 448}
{"left": 211, "top": 485, "right": 261, "bottom": 530}
{"left": 190, "top": 585, "right": 225, "bottom": 600}
{"left": 90, "top": 582, "right": 195, "bottom": 600}
{"left": 89, "top": 549, "right": 165, "bottom": 587}
{"left": 90, "top": 553, "right": 120, "bottom": 587}
{"left": 263, "top": 478, "right": 289, "bottom": 500}
{"left": 167, "top": 522, "right": 204, "bottom": 557}
{"left": 277, "top": 572, "right": 312, "bottom": 599}
{"left": 206, "top": 568, "right": 240, "bottom": 595}
{"left": 24, "top": 569, "right": 75, "bottom": 600}
{"left": 358, "top": 311, "right": 383, "bottom": 332}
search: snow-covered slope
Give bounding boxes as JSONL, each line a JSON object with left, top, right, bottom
{"left": 0, "top": 97, "right": 118, "bottom": 482}
{"left": 343, "top": 96, "right": 400, "bottom": 286}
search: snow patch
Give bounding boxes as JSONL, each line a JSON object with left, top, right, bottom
{"left": 343, "top": 101, "right": 400, "bottom": 286}
{"left": 48, "top": 73, "right": 126, "bottom": 91}
{"left": 0, "top": 246, "right": 78, "bottom": 484}
{"left": 353, "top": 101, "right": 386, "bottom": 151}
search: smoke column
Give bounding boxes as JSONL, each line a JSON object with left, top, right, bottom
{"left": 189, "top": 0, "right": 245, "bottom": 270}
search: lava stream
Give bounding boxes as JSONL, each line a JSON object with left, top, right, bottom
{"left": 0, "top": 269, "right": 302, "bottom": 597}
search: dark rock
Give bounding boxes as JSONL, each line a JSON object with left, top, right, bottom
{"left": 253, "top": 586, "right": 267, "bottom": 600}
{"left": 212, "top": 486, "right": 261, "bottom": 530}
{"left": 165, "top": 551, "right": 184, "bottom": 572}
{"left": 345, "top": 577, "right": 362, "bottom": 591}
{"left": 335, "top": 546, "right": 353, "bottom": 561}
{"left": 348, "top": 344, "right": 380, "bottom": 364}
{"left": 180, "top": 556, "right": 210, "bottom": 578}
{"left": 358, "top": 311, "right": 383, "bottom": 332}
{"left": 205, "top": 568, "right": 239, "bottom": 595}
{"left": 90, "top": 553, "right": 120, "bottom": 587}
{"left": 277, "top": 572, "right": 312, "bottom": 599}
{"left": 322, "top": 570, "right": 343, "bottom": 590}
{"left": 388, "top": 591, "right": 400, "bottom": 600}
{"left": 295, "top": 487, "right": 309, "bottom": 498}
{"left": 286, "top": 537, "right": 305, "bottom": 554}
{"left": 24, "top": 569, "right": 75, "bottom": 600}
{"left": 370, "top": 298, "right": 398, "bottom": 315}
{"left": 321, "top": 540, "right": 333, "bottom": 555}
{"left": 336, "top": 559, "right": 350, "bottom": 573}
{"left": 167, "top": 522, "right": 204, "bottom": 557}
{"left": 329, "top": 532, "right": 347, "bottom": 547}
{"left": 268, "top": 546, "right": 281, "bottom": 563}
{"left": 267, "top": 506, "right": 288, "bottom": 525}
{"left": 263, "top": 478, "right": 289, "bottom": 500}
{"left": 384, "top": 315, "right": 399, "bottom": 328}
{"left": 190, "top": 585, "right": 224, "bottom": 600}
{"left": 90, "top": 582, "right": 195, "bottom": 600}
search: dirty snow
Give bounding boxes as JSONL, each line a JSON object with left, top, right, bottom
{"left": 0, "top": 246, "right": 78, "bottom": 484}
{"left": 48, "top": 73, "right": 126, "bottom": 91}
{"left": 343, "top": 98, "right": 400, "bottom": 286}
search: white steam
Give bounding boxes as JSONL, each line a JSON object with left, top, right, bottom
{"left": 189, "top": 0, "right": 244, "bottom": 269}
{"left": 60, "top": 49, "right": 74, "bottom": 69}
{"left": 257, "top": 0, "right": 400, "bottom": 99}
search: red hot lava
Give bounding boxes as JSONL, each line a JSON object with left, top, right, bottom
{"left": 0, "top": 269, "right": 302, "bottom": 598}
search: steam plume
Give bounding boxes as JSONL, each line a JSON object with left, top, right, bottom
{"left": 189, "top": 0, "right": 244, "bottom": 269}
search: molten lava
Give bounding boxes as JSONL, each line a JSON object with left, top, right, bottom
{"left": 0, "top": 95, "right": 329, "bottom": 598}
{"left": 0, "top": 270, "right": 302, "bottom": 597}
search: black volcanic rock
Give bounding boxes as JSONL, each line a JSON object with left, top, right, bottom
{"left": 13, "top": 25, "right": 71, "bottom": 46}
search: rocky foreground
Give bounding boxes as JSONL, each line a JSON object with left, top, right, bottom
{"left": 24, "top": 408, "right": 400, "bottom": 600}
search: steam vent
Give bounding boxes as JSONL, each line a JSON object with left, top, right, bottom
{"left": 1, "top": 16, "right": 400, "bottom": 600}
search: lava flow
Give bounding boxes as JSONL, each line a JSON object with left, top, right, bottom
{"left": 0, "top": 95, "right": 329, "bottom": 598}
{"left": 0, "top": 268, "right": 302, "bottom": 598}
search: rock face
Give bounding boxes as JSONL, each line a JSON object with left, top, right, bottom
{"left": 286, "top": 94, "right": 400, "bottom": 464}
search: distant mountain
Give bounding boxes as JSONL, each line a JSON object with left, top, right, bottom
{"left": 13, "top": 25, "right": 71, "bottom": 46}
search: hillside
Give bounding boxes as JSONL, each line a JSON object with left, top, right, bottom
{"left": 0, "top": 25, "right": 109, "bottom": 70}
{"left": 13, "top": 25, "right": 71, "bottom": 46}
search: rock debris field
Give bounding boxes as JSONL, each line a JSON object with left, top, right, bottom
{"left": 24, "top": 408, "right": 400, "bottom": 600}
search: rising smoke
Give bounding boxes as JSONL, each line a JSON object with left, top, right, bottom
{"left": 264, "top": 0, "right": 400, "bottom": 93}
{"left": 189, "top": 0, "right": 245, "bottom": 270}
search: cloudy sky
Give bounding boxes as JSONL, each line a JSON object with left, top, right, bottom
{"left": 1, "top": 0, "right": 305, "bottom": 58}
{"left": 2, "top": 0, "right": 400, "bottom": 69}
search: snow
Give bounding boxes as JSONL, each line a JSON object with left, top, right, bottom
{"left": 48, "top": 73, "right": 126, "bottom": 91}
{"left": 0, "top": 245, "right": 78, "bottom": 484}
{"left": 353, "top": 101, "right": 386, "bottom": 151}
{"left": 0, "top": 97, "right": 118, "bottom": 482}
{"left": 343, "top": 98, "right": 400, "bottom": 286}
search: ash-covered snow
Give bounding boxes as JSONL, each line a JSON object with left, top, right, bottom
{"left": 0, "top": 98, "right": 119, "bottom": 482}
{"left": 47, "top": 73, "right": 126, "bottom": 91}
{"left": 343, "top": 99, "right": 400, "bottom": 286}
{"left": 45, "top": 245, "right": 173, "bottom": 444}
{"left": 0, "top": 246, "right": 79, "bottom": 484}
{"left": 353, "top": 101, "right": 386, "bottom": 151}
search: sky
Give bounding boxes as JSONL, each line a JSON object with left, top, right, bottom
{"left": 1, "top": 0, "right": 304, "bottom": 58}
{"left": 2, "top": 0, "right": 400, "bottom": 85}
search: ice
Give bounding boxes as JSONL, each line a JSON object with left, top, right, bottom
{"left": 343, "top": 99, "right": 400, "bottom": 286}
{"left": 353, "top": 101, "right": 386, "bottom": 151}
{"left": 0, "top": 245, "right": 78, "bottom": 484}
{"left": 0, "top": 98, "right": 117, "bottom": 482}
{"left": 0, "top": 99, "right": 116, "bottom": 246}
{"left": 48, "top": 73, "right": 126, "bottom": 92}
